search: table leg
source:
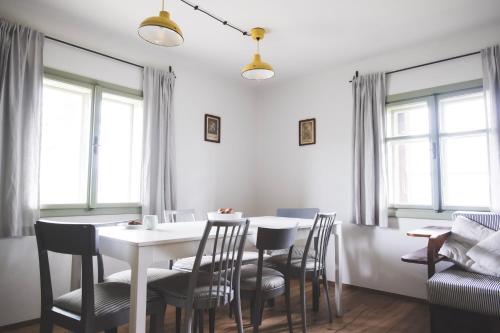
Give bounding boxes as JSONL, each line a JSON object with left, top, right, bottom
{"left": 334, "top": 224, "right": 343, "bottom": 316}
{"left": 129, "top": 247, "right": 152, "bottom": 333}
{"left": 70, "top": 255, "right": 81, "bottom": 291}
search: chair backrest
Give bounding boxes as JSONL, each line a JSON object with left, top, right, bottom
{"left": 164, "top": 209, "right": 196, "bottom": 223}
{"left": 35, "top": 220, "right": 98, "bottom": 325}
{"left": 253, "top": 227, "right": 297, "bottom": 303}
{"left": 185, "top": 219, "right": 249, "bottom": 318}
{"left": 276, "top": 208, "right": 320, "bottom": 219}
{"left": 452, "top": 211, "right": 500, "bottom": 231}
{"left": 302, "top": 213, "right": 337, "bottom": 271}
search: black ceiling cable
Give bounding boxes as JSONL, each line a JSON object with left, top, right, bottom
{"left": 177, "top": 0, "right": 249, "bottom": 36}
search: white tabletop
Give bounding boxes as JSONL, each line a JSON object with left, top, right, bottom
{"left": 98, "top": 216, "right": 315, "bottom": 247}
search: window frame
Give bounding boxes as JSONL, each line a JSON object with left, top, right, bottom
{"left": 40, "top": 68, "right": 143, "bottom": 216}
{"left": 386, "top": 79, "right": 489, "bottom": 216}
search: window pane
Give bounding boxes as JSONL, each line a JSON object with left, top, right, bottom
{"left": 95, "top": 92, "right": 143, "bottom": 204}
{"left": 387, "top": 138, "right": 432, "bottom": 206}
{"left": 386, "top": 101, "right": 430, "bottom": 138}
{"left": 439, "top": 92, "right": 486, "bottom": 133}
{"left": 440, "top": 134, "right": 490, "bottom": 207}
{"left": 40, "top": 79, "right": 92, "bottom": 205}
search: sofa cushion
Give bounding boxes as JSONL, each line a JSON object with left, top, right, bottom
{"left": 439, "top": 216, "right": 495, "bottom": 275}
{"left": 467, "top": 230, "right": 500, "bottom": 277}
{"left": 427, "top": 266, "right": 500, "bottom": 317}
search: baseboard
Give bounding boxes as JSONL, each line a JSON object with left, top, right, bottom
{"left": 0, "top": 318, "right": 39, "bottom": 332}
{"left": 328, "top": 281, "right": 428, "bottom": 304}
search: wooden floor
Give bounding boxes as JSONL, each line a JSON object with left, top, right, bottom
{"left": 3, "top": 282, "right": 430, "bottom": 333}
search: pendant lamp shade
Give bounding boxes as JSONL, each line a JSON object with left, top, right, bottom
{"left": 241, "top": 28, "right": 274, "bottom": 80}
{"left": 138, "top": 10, "right": 184, "bottom": 47}
{"left": 241, "top": 53, "right": 274, "bottom": 80}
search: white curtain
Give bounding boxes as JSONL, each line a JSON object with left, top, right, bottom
{"left": 482, "top": 45, "right": 500, "bottom": 212}
{"left": 352, "top": 73, "right": 388, "bottom": 227}
{"left": 141, "top": 67, "right": 176, "bottom": 222}
{"left": 0, "top": 20, "right": 44, "bottom": 237}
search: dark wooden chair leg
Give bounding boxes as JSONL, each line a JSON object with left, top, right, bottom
{"left": 259, "top": 300, "right": 265, "bottom": 325}
{"left": 312, "top": 272, "right": 320, "bottom": 312}
{"left": 267, "top": 298, "right": 275, "bottom": 308}
{"left": 228, "top": 300, "right": 233, "bottom": 318}
{"left": 300, "top": 272, "right": 308, "bottom": 333}
{"left": 250, "top": 300, "right": 256, "bottom": 324}
{"left": 40, "top": 318, "right": 53, "bottom": 333}
{"left": 198, "top": 309, "right": 204, "bottom": 333}
{"left": 234, "top": 290, "right": 244, "bottom": 333}
{"left": 252, "top": 299, "right": 261, "bottom": 333}
{"left": 150, "top": 305, "right": 166, "bottom": 333}
{"left": 105, "top": 328, "right": 117, "bottom": 333}
{"left": 176, "top": 307, "right": 182, "bottom": 333}
{"left": 209, "top": 308, "right": 216, "bottom": 333}
{"left": 193, "top": 309, "right": 199, "bottom": 333}
{"left": 285, "top": 275, "right": 294, "bottom": 333}
{"left": 321, "top": 272, "right": 333, "bottom": 323}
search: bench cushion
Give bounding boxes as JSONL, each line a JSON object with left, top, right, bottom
{"left": 427, "top": 266, "right": 500, "bottom": 317}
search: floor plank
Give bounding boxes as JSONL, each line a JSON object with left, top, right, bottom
{"left": 1, "top": 282, "right": 430, "bottom": 333}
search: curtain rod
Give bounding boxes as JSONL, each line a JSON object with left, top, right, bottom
{"left": 45, "top": 35, "right": 174, "bottom": 74}
{"left": 348, "top": 50, "right": 481, "bottom": 83}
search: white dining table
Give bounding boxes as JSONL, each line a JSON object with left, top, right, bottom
{"left": 83, "top": 216, "right": 342, "bottom": 333}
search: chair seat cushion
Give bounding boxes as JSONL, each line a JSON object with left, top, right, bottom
{"left": 149, "top": 271, "right": 233, "bottom": 306}
{"left": 427, "top": 266, "right": 500, "bottom": 317}
{"left": 172, "top": 251, "right": 260, "bottom": 272}
{"left": 265, "top": 248, "right": 320, "bottom": 273}
{"left": 239, "top": 264, "right": 285, "bottom": 292}
{"left": 53, "top": 282, "right": 160, "bottom": 318}
{"left": 105, "top": 268, "right": 176, "bottom": 284}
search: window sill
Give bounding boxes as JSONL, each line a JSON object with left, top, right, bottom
{"left": 40, "top": 206, "right": 141, "bottom": 218}
{"left": 388, "top": 208, "right": 454, "bottom": 220}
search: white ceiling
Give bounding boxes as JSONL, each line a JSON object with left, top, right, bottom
{"left": 1, "top": 0, "right": 500, "bottom": 83}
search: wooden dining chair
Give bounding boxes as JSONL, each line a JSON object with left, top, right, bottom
{"left": 35, "top": 220, "right": 166, "bottom": 333}
{"left": 164, "top": 209, "right": 197, "bottom": 223}
{"left": 149, "top": 219, "right": 250, "bottom": 333}
{"left": 239, "top": 226, "right": 297, "bottom": 333}
{"left": 266, "top": 213, "right": 337, "bottom": 333}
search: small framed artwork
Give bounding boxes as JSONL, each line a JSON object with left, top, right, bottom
{"left": 299, "top": 118, "right": 316, "bottom": 146}
{"left": 204, "top": 114, "right": 221, "bottom": 143}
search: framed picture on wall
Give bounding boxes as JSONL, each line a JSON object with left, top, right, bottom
{"left": 299, "top": 118, "right": 316, "bottom": 146}
{"left": 205, "top": 114, "right": 221, "bottom": 143}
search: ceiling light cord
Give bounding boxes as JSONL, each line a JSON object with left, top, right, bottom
{"left": 177, "top": 0, "right": 249, "bottom": 37}
{"left": 161, "top": 0, "right": 164, "bottom": 11}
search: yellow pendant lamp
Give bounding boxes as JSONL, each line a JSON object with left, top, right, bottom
{"left": 138, "top": 0, "right": 183, "bottom": 47}
{"left": 241, "top": 28, "right": 274, "bottom": 80}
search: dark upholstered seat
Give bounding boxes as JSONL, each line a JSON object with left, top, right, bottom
{"left": 427, "top": 266, "right": 500, "bottom": 317}
{"left": 105, "top": 268, "right": 176, "bottom": 284}
{"left": 239, "top": 264, "right": 285, "bottom": 292}
{"left": 172, "top": 251, "right": 260, "bottom": 272}
{"left": 265, "top": 248, "right": 320, "bottom": 274}
{"left": 149, "top": 271, "right": 233, "bottom": 308}
{"left": 54, "top": 282, "right": 161, "bottom": 318}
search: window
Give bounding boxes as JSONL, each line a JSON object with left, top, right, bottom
{"left": 386, "top": 85, "right": 490, "bottom": 211}
{"left": 40, "top": 74, "right": 143, "bottom": 210}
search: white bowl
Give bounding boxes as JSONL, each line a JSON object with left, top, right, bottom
{"left": 207, "top": 212, "right": 243, "bottom": 220}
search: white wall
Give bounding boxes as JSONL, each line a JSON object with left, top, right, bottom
{"left": 0, "top": 40, "right": 257, "bottom": 327}
{"left": 254, "top": 23, "right": 500, "bottom": 299}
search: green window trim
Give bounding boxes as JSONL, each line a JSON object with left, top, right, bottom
{"left": 386, "top": 79, "right": 489, "bottom": 219}
{"left": 41, "top": 68, "right": 144, "bottom": 215}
